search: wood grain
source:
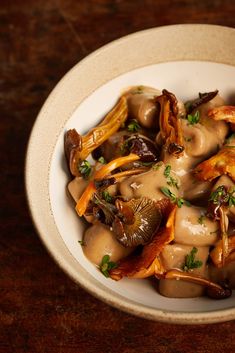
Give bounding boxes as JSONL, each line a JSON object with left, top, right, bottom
{"left": 1, "top": 1, "right": 235, "bottom": 352}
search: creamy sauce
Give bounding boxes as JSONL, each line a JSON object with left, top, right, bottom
{"left": 119, "top": 162, "right": 180, "bottom": 201}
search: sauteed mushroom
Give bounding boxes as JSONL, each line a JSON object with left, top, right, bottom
{"left": 112, "top": 197, "right": 162, "bottom": 247}
{"left": 65, "top": 85, "right": 235, "bottom": 299}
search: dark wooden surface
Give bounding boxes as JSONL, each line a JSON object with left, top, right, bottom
{"left": 1, "top": 1, "right": 235, "bottom": 352}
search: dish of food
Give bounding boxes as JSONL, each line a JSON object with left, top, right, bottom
{"left": 65, "top": 84, "right": 235, "bottom": 300}
{"left": 26, "top": 24, "right": 235, "bottom": 323}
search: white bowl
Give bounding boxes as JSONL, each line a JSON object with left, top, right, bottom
{"left": 26, "top": 24, "right": 235, "bottom": 324}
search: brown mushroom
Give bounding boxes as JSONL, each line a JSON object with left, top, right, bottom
{"left": 109, "top": 200, "right": 176, "bottom": 280}
{"left": 164, "top": 269, "right": 232, "bottom": 299}
{"left": 112, "top": 197, "right": 162, "bottom": 247}
{"left": 65, "top": 96, "right": 128, "bottom": 176}
{"left": 155, "top": 89, "right": 184, "bottom": 157}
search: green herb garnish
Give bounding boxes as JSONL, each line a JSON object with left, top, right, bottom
{"left": 79, "top": 160, "right": 92, "bottom": 179}
{"left": 209, "top": 186, "right": 235, "bottom": 207}
{"left": 183, "top": 247, "right": 203, "bottom": 271}
{"left": 164, "top": 164, "right": 171, "bottom": 178}
{"left": 152, "top": 162, "right": 163, "bottom": 170}
{"left": 100, "top": 255, "right": 117, "bottom": 277}
{"left": 78, "top": 240, "right": 85, "bottom": 246}
{"left": 167, "top": 176, "right": 179, "bottom": 189}
{"left": 127, "top": 119, "right": 141, "bottom": 132}
{"left": 184, "top": 136, "right": 192, "bottom": 142}
{"left": 120, "top": 141, "right": 129, "bottom": 155}
{"left": 198, "top": 214, "right": 205, "bottom": 225}
{"left": 102, "top": 191, "right": 113, "bottom": 203}
{"left": 187, "top": 111, "right": 200, "bottom": 125}
{"left": 163, "top": 165, "right": 179, "bottom": 189}
{"left": 160, "top": 187, "right": 190, "bottom": 208}
{"left": 98, "top": 156, "right": 106, "bottom": 164}
{"left": 228, "top": 188, "right": 235, "bottom": 207}
{"left": 132, "top": 85, "right": 144, "bottom": 94}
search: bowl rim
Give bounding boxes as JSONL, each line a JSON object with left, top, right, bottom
{"left": 25, "top": 24, "right": 235, "bottom": 324}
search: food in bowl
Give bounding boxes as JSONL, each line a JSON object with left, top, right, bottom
{"left": 64, "top": 85, "right": 235, "bottom": 299}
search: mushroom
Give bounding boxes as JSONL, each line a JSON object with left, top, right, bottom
{"left": 185, "top": 90, "right": 219, "bottom": 114}
{"left": 112, "top": 197, "right": 162, "bottom": 247}
{"left": 125, "top": 134, "right": 160, "bottom": 162}
{"left": 210, "top": 235, "right": 235, "bottom": 268}
{"left": 110, "top": 200, "right": 176, "bottom": 280}
{"left": 155, "top": 89, "right": 184, "bottom": 157}
{"left": 64, "top": 96, "right": 128, "bottom": 176}
{"left": 164, "top": 269, "right": 232, "bottom": 299}
{"left": 194, "top": 143, "right": 235, "bottom": 182}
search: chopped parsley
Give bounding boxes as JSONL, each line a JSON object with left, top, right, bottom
{"left": 98, "top": 156, "right": 106, "bottom": 164}
{"left": 167, "top": 176, "right": 179, "bottom": 189}
{"left": 127, "top": 119, "right": 141, "bottom": 132}
{"left": 208, "top": 185, "right": 235, "bottom": 207}
{"left": 198, "top": 214, "right": 206, "bottom": 225}
{"left": 228, "top": 188, "right": 235, "bottom": 207}
{"left": 209, "top": 186, "right": 226, "bottom": 204}
{"left": 79, "top": 160, "right": 92, "bottom": 179}
{"left": 102, "top": 190, "right": 113, "bottom": 203}
{"left": 160, "top": 187, "right": 190, "bottom": 208}
{"left": 152, "top": 162, "right": 163, "bottom": 170}
{"left": 183, "top": 247, "right": 203, "bottom": 271}
{"left": 163, "top": 165, "right": 179, "bottom": 189}
{"left": 78, "top": 240, "right": 85, "bottom": 246}
{"left": 99, "top": 255, "right": 117, "bottom": 277}
{"left": 187, "top": 111, "right": 200, "bottom": 125}
{"left": 184, "top": 136, "right": 192, "bottom": 142}
{"left": 120, "top": 141, "right": 129, "bottom": 155}
{"left": 132, "top": 85, "right": 144, "bottom": 94}
{"left": 164, "top": 164, "right": 171, "bottom": 178}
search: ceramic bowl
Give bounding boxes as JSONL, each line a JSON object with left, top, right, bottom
{"left": 26, "top": 24, "right": 235, "bottom": 324}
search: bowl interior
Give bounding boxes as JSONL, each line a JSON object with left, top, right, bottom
{"left": 50, "top": 60, "right": 235, "bottom": 314}
{"left": 26, "top": 25, "right": 235, "bottom": 323}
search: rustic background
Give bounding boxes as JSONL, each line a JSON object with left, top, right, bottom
{"left": 1, "top": 1, "right": 235, "bottom": 352}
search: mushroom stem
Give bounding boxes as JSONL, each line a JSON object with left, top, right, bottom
{"left": 104, "top": 167, "right": 148, "bottom": 180}
{"left": 164, "top": 269, "right": 232, "bottom": 299}
{"left": 76, "top": 154, "right": 140, "bottom": 216}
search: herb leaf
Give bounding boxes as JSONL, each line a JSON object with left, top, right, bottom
{"left": 127, "top": 119, "right": 141, "bottom": 132}
{"left": 183, "top": 247, "right": 203, "bottom": 271}
{"left": 132, "top": 86, "right": 144, "bottom": 94}
{"left": 164, "top": 164, "right": 171, "bottom": 178}
{"left": 98, "top": 156, "right": 106, "bottom": 164}
{"left": 79, "top": 160, "right": 92, "bottom": 179}
{"left": 102, "top": 190, "right": 113, "bottom": 203}
{"left": 100, "top": 255, "right": 117, "bottom": 277}
{"left": 198, "top": 214, "right": 205, "bottom": 225}
{"left": 167, "top": 176, "right": 179, "bottom": 189}
{"left": 187, "top": 111, "right": 200, "bottom": 125}
{"left": 78, "top": 240, "right": 85, "bottom": 246}
{"left": 163, "top": 165, "right": 179, "bottom": 189}
{"left": 160, "top": 187, "right": 190, "bottom": 208}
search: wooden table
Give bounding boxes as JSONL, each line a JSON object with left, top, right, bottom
{"left": 1, "top": 1, "right": 235, "bottom": 352}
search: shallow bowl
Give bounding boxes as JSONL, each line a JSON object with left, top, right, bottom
{"left": 26, "top": 24, "right": 235, "bottom": 324}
